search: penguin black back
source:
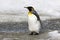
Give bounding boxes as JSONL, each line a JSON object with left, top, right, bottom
{"left": 32, "top": 10, "right": 42, "bottom": 28}
{"left": 32, "top": 10, "right": 40, "bottom": 21}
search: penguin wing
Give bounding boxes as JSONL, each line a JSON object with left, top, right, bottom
{"left": 33, "top": 11, "right": 40, "bottom": 21}
{"left": 33, "top": 11, "right": 43, "bottom": 28}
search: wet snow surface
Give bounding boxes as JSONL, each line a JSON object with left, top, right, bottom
{"left": 0, "top": 19, "right": 60, "bottom": 40}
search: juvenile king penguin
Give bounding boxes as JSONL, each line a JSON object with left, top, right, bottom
{"left": 24, "top": 6, "right": 41, "bottom": 35}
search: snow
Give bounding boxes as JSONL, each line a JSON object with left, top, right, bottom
{"left": 0, "top": 0, "right": 60, "bottom": 22}
{"left": 0, "top": 0, "right": 60, "bottom": 16}
{"left": 48, "top": 30, "right": 60, "bottom": 37}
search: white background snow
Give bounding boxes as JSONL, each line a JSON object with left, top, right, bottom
{"left": 0, "top": 0, "right": 60, "bottom": 22}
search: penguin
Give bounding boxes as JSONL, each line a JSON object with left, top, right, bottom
{"left": 24, "top": 6, "right": 42, "bottom": 35}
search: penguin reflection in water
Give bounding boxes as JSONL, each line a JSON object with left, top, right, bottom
{"left": 24, "top": 6, "right": 42, "bottom": 35}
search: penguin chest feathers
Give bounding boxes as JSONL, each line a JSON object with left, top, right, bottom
{"left": 28, "top": 12, "right": 37, "bottom": 22}
{"left": 28, "top": 12, "right": 40, "bottom": 32}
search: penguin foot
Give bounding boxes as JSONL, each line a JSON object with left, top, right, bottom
{"left": 29, "top": 32, "right": 33, "bottom": 35}
{"left": 34, "top": 33, "right": 39, "bottom": 35}
{"left": 29, "top": 32, "right": 39, "bottom": 35}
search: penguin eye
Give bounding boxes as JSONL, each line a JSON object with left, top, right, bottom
{"left": 31, "top": 8, "right": 33, "bottom": 10}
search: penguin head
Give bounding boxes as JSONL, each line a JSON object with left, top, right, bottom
{"left": 24, "top": 6, "right": 34, "bottom": 11}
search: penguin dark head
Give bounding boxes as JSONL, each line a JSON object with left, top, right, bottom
{"left": 24, "top": 6, "right": 34, "bottom": 11}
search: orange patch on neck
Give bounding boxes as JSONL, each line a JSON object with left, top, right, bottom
{"left": 28, "top": 12, "right": 32, "bottom": 16}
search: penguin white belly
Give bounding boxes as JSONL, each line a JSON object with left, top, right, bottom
{"left": 28, "top": 14, "right": 41, "bottom": 33}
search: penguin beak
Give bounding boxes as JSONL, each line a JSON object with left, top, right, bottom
{"left": 24, "top": 7, "right": 28, "bottom": 8}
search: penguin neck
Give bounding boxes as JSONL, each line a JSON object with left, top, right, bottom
{"left": 28, "top": 11, "right": 33, "bottom": 16}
